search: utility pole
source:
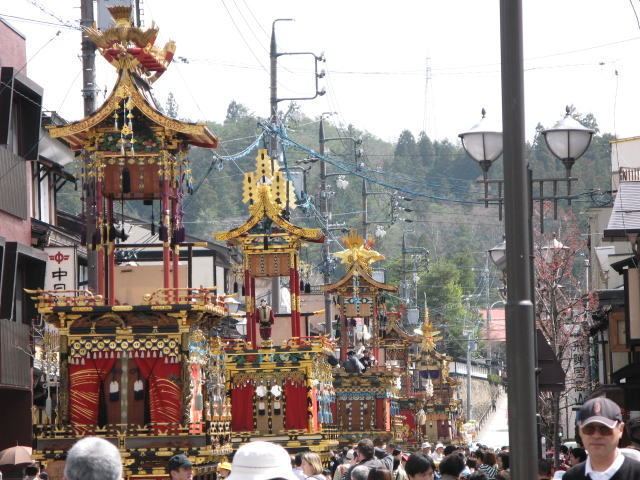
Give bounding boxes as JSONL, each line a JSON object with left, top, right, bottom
{"left": 362, "top": 176, "right": 368, "bottom": 239}
{"left": 81, "top": 0, "right": 97, "bottom": 292}
{"left": 466, "top": 329, "right": 472, "bottom": 421}
{"left": 269, "top": 20, "right": 281, "bottom": 312}
{"left": 400, "top": 230, "right": 428, "bottom": 323}
{"left": 319, "top": 118, "right": 332, "bottom": 337}
{"left": 269, "top": 18, "right": 325, "bottom": 313}
{"left": 269, "top": 19, "right": 292, "bottom": 312}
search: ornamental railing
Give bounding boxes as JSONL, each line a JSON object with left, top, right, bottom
{"left": 26, "top": 289, "right": 105, "bottom": 309}
{"left": 34, "top": 420, "right": 232, "bottom": 439}
{"left": 144, "top": 287, "right": 225, "bottom": 308}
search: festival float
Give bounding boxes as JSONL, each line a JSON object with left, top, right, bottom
{"left": 28, "top": 7, "right": 232, "bottom": 479}
{"left": 322, "top": 231, "right": 405, "bottom": 444}
{"left": 215, "top": 149, "right": 338, "bottom": 456}
{"left": 401, "top": 311, "right": 462, "bottom": 445}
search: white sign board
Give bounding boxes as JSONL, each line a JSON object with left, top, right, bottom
{"left": 45, "top": 247, "right": 77, "bottom": 291}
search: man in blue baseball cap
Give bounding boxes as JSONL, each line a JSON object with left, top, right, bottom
{"left": 167, "top": 454, "right": 193, "bottom": 480}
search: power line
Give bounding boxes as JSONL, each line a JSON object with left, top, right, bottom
{"left": 0, "top": 12, "right": 78, "bottom": 29}
{"left": 219, "top": 0, "right": 268, "bottom": 73}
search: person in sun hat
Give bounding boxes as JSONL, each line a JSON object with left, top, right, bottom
{"left": 216, "top": 461, "right": 232, "bottom": 479}
{"left": 563, "top": 397, "right": 640, "bottom": 480}
{"left": 226, "top": 441, "right": 297, "bottom": 480}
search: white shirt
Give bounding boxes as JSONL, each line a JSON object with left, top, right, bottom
{"left": 430, "top": 452, "right": 444, "bottom": 462}
{"left": 584, "top": 449, "right": 624, "bottom": 480}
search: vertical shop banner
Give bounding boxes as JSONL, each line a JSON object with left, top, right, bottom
{"left": 45, "top": 247, "right": 77, "bottom": 291}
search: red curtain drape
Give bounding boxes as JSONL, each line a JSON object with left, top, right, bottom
{"left": 231, "top": 384, "right": 255, "bottom": 431}
{"left": 400, "top": 408, "right": 417, "bottom": 441}
{"left": 189, "top": 364, "right": 203, "bottom": 433}
{"left": 310, "top": 387, "right": 319, "bottom": 432}
{"left": 284, "top": 380, "right": 308, "bottom": 430}
{"left": 135, "top": 358, "right": 182, "bottom": 426}
{"left": 69, "top": 358, "right": 116, "bottom": 427}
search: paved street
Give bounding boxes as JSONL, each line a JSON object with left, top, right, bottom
{"left": 477, "top": 391, "right": 510, "bottom": 448}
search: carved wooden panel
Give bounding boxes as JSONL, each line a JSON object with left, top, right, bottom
{"left": 248, "top": 253, "right": 291, "bottom": 277}
{"left": 103, "top": 163, "right": 161, "bottom": 199}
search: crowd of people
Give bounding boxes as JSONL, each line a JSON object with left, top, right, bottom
{"left": 19, "top": 397, "right": 640, "bottom": 480}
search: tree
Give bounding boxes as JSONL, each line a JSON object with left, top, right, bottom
{"left": 417, "top": 131, "right": 434, "bottom": 171}
{"left": 418, "top": 258, "right": 477, "bottom": 359}
{"left": 225, "top": 100, "right": 248, "bottom": 123}
{"left": 165, "top": 92, "right": 179, "bottom": 119}
{"left": 533, "top": 208, "right": 595, "bottom": 468}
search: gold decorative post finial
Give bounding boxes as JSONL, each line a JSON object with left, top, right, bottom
{"left": 333, "top": 230, "right": 384, "bottom": 274}
{"left": 420, "top": 320, "right": 442, "bottom": 353}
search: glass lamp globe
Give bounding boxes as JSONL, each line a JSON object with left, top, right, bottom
{"left": 458, "top": 108, "right": 503, "bottom": 175}
{"left": 542, "top": 106, "right": 595, "bottom": 175}
{"left": 488, "top": 239, "right": 507, "bottom": 272}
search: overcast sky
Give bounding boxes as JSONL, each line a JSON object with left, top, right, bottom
{"left": 5, "top": 1, "right": 640, "bottom": 144}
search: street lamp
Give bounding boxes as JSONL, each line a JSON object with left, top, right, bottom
{"left": 459, "top": 109, "right": 503, "bottom": 209}
{"left": 458, "top": 108, "right": 503, "bottom": 177}
{"left": 460, "top": 107, "right": 595, "bottom": 231}
{"left": 224, "top": 296, "right": 240, "bottom": 315}
{"left": 542, "top": 106, "right": 595, "bottom": 180}
{"left": 488, "top": 238, "right": 507, "bottom": 272}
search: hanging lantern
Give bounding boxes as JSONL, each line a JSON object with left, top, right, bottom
{"left": 425, "top": 378, "right": 434, "bottom": 398}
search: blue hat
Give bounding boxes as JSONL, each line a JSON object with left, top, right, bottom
{"left": 168, "top": 454, "right": 193, "bottom": 472}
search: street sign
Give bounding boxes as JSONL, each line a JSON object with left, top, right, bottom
{"left": 44, "top": 247, "right": 77, "bottom": 291}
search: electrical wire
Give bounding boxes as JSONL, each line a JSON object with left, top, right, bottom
{"left": 0, "top": 12, "right": 78, "bottom": 29}
{"left": 0, "top": 29, "right": 62, "bottom": 97}
{"left": 265, "top": 122, "right": 481, "bottom": 205}
{"left": 220, "top": 0, "right": 268, "bottom": 73}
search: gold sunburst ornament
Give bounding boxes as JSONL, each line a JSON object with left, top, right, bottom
{"left": 333, "top": 230, "right": 384, "bottom": 274}
{"left": 420, "top": 320, "right": 442, "bottom": 353}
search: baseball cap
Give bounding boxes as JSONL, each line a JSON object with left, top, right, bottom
{"left": 577, "top": 397, "right": 622, "bottom": 428}
{"left": 168, "top": 454, "right": 193, "bottom": 472}
{"left": 217, "top": 462, "right": 232, "bottom": 472}
{"left": 421, "top": 442, "right": 431, "bottom": 449}
{"left": 345, "top": 450, "right": 355, "bottom": 460}
{"left": 227, "top": 441, "right": 297, "bottom": 480}
{"left": 436, "top": 443, "right": 444, "bottom": 450}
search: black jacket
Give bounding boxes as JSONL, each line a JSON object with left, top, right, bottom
{"left": 563, "top": 456, "right": 640, "bottom": 480}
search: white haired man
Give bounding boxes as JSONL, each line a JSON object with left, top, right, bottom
{"left": 64, "top": 437, "right": 122, "bottom": 480}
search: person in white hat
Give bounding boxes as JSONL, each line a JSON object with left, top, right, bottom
{"left": 430, "top": 444, "right": 445, "bottom": 463}
{"left": 420, "top": 442, "right": 432, "bottom": 457}
{"left": 227, "top": 441, "right": 297, "bottom": 480}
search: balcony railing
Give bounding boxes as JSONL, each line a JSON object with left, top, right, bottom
{"left": 34, "top": 421, "right": 232, "bottom": 452}
{"left": 619, "top": 167, "right": 640, "bottom": 182}
{"left": 26, "top": 287, "right": 228, "bottom": 313}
